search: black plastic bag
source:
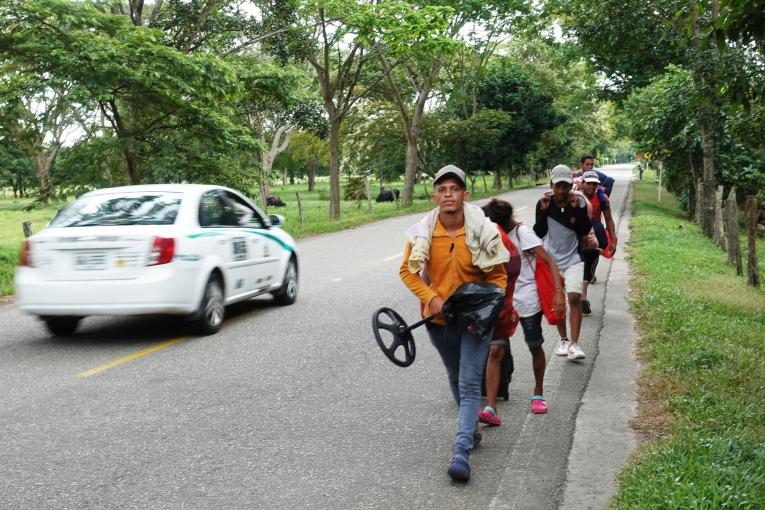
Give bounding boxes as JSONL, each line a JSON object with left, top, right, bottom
{"left": 442, "top": 281, "right": 505, "bottom": 338}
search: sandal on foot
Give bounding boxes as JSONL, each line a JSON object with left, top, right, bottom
{"left": 478, "top": 406, "right": 502, "bottom": 426}
{"left": 530, "top": 396, "right": 548, "bottom": 414}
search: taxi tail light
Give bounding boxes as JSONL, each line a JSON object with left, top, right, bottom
{"left": 19, "top": 240, "right": 33, "bottom": 267}
{"left": 147, "top": 236, "right": 175, "bottom": 266}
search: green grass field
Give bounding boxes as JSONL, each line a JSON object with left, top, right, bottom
{"left": 0, "top": 175, "right": 538, "bottom": 297}
{"left": 0, "top": 198, "right": 67, "bottom": 299}
{"left": 612, "top": 180, "right": 765, "bottom": 509}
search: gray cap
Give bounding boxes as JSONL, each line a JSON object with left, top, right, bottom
{"left": 582, "top": 170, "right": 601, "bottom": 183}
{"left": 550, "top": 164, "right": 573, "bottom": 185}
{"left": 433, "top": 164, "right": 466, "bottom": 188}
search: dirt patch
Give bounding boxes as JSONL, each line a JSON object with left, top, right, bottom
{"left": 682, "top": 275, "right": 765, "bottom": 314}
{"left": 629, "top": 371, "right": 676, "bottom": 442}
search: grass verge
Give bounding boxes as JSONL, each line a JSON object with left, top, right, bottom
{"left": 612, "top": 180, "right": 765, "bottom": 509}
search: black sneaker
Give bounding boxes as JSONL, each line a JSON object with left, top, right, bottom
{"left": 582, "top": 299, "right": 591, "bottom": 315}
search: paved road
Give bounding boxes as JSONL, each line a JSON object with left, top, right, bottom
{"left": 0, "top": 165, "right": 636, "bottom": 509}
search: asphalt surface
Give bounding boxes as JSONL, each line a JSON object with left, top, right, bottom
{"left": 0, "top": 165, "right": 638, "bottom": 509}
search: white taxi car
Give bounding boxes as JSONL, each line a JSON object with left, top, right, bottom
{"left": 15, "top": 184, "right": 298, "bottom": 336}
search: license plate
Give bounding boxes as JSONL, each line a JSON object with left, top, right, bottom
{"left": 73, "top": 252, "right": 107, "bottom": 270}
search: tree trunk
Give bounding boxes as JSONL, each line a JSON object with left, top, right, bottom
{"left": 124, "top": 147, "right": 141, "bottom": 184}
{"left": 713, "top": 185, "right": 725, "bottom": 248}
{"left": 308, "top": 156, "right": 316, "bottom": 192}
{"left": 456, "top": 141, "right": 467, "bottom": 171}
{"left": 687, "top": 153, "right": 697, "bottom": 220}
{"left": 258, "top": 169, "right": 269, "bottom": 211}
{"left": 493, "top": 170, "right": 501, "bottom": 190}
{"left": 402, "top": 132, "right": 418, "bottom": 206}
{"left": 695, "top": 178, "right": 704, "bottom": 226}
{"left": 724, "top": 187, "right": 742, "bottom": 275}
{"left": 34, "top": 152, "right": 55, "bottom": 202}
{"left": 328, "top": 120, "right": 341, "bottom": 220}
{"left": 259, "top": 154, "right": 271, "bottom": 210}
{"left": 745, "top": 196, "right": 760, "bottom": 287}
{"left": 507, "top": 165, "right": 514, "bottom": 190}
{"left": 700, "top": 121, "right": 716, "bottom": 237}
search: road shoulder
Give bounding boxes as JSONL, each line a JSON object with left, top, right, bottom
{"left": 560, "top": 179, "right": 640, "bottom": 509}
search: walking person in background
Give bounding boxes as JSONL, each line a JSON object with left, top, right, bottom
{"left": 534, "top": 165, "right": 592, "bottom": 361}
{"left": 399, "top": 165, "right": 508, "bottom": 482}
{"left": 579, "top": 171, "right": 617, "bottom": 315}
{"left": 577, "top": 154, "right": 615, "bottom": 197}
{"left": 483, "top": 199, "right": 565, "bottom": 414}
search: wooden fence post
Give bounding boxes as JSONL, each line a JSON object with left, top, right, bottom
{"left": 724, "top": 187, "right": 742, "bottom": 275}
{"left": 746, "top": 195, "right": 760, "bottom": 287}
{"left": 713, "top": 185, "right": 725, "bottom": 248}
{"left": 364, "top": 176, "right": 373, "bottom": 213}
{"left": 295, "top": 192, "right": 304, "bottom": 227}
{"left": 23, "top": 221, "right": 33, "bottom": 238}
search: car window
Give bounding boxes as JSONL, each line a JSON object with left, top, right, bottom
{"left": 223, "top": 191, "right": 265, "bottom": 228}
{"left": 50, "top": 192, "right": 182, "bottom": 227}
{"left": 199, "top": 192, "right": 236, "bottom": 227}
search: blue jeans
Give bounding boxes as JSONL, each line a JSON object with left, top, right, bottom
{"left": 426, "top": 322, "right": 491, "bottom": 458}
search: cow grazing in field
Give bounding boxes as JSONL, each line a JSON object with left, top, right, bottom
{"left": 266, "top": 195, "right": 286, "bottom": 207}
{"left": 376, "top": 188, "right": 400, "bottom": 202}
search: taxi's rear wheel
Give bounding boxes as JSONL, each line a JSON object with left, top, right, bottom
{"left": 273, "top": 259, "right": 298, "bottom": 306}
{"left": 44, "top": 316, "right": 82, "bottom": 337}
{"left": 192, "top": 275, "right": 224, "bottom": 335}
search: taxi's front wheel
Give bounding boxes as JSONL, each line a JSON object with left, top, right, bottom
{"left": 273, "top": 259, "right": 298, "bottom": 306}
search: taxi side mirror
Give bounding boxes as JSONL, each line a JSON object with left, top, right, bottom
{"left": 268, "top": 214, "right": 285, "bottom": 227}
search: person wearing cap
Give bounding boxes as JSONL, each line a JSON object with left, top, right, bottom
{"left": 399, "top": 164, "right": 509, "bottom": 482}
{"left": 534, "top": 164, "right": 592, "bottom": 361}
{"left": 481, "top": 198, "right": 565, "bottom": 420}
{"left": 577, "top": 155, "right": 615, "bottom": 196}
{"left": 579, "top": 170, "right": 617, "bottom": 314}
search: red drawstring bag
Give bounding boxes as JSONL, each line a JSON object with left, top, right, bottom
{"left": 535, "top": 258, "right": 566, "bottom": 325}
{"left": 601, "top": 231, "right": 617, "bottom": 259}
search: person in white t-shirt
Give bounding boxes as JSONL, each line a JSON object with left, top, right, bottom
{"left": 501, "top": 204, "right": 565, "bottom": 414}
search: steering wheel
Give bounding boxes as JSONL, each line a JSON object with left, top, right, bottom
{"left": 371, "top": 307, "right": 418, "bottom": 367}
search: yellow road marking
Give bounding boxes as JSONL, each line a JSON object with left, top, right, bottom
{"left": 76, "top": 305, "right": 267, "bottom": 379}
{"left": 77, "top": 336, "right": 188, "bottom": 378}
{"left": 383, "top": 253, "right": 402, "bottom": 262}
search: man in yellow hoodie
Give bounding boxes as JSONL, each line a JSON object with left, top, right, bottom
{"left": 400, "top": 165, "right": 507, "bottom": 482}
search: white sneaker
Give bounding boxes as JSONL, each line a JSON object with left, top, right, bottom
{"left": 567, "top": 343, "right": 586, "bottom": 360}
{"left": 554, "top": 340, "right": 570, "bottom": 356}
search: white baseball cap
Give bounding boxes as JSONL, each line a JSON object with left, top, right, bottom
{"left": 550, "top": 164, "right": 573, "bottom": 185}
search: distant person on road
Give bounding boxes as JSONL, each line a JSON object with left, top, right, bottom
{"left": 576, "top": 155, "right": 615, "bottom": 196}
{"left": 399, "top": 165, "right": 509, "bottom": 482}
{"left": 534, "top": 165, "right": 591, "bottom": 361}
{"left": 578, "top": 171, "right": 617, "bottom": 315}
{"left": 482, "top": 199, "right": 564, "bottom": 417}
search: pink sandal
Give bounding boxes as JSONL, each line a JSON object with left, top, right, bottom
{"left": 530, "top": 396, "right": 548, "bottom": 414}
{"left": 478, "top": 406, "right": 502, "bottom": 426}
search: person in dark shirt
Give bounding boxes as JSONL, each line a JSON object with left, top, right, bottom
{"left": 576, "top": 154, "right": 615, "bottom": 196}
